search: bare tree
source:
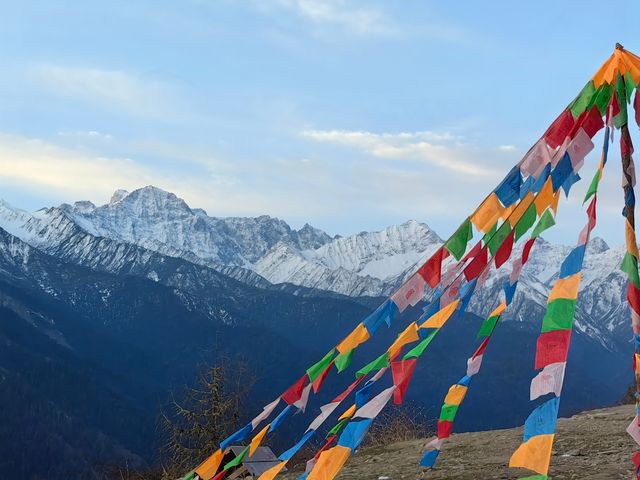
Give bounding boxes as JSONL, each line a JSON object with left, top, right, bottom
{"left": 156, "top": 360, "right": 254, "bottom": 479}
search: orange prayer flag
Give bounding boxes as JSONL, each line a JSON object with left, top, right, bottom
{"left": 387, "top": 322, "right": 420, "bottom": 358}
{"left": 488, "top": 300, "right": 507, "bottom": 318}
{"left": 509, "top": 434, "right": 555, "bottom": 475}
{"left": 471, "top": 193, "right": 504, "bottom": 233}
{"left": 500, "top": 204, "right": 515, "bottom": 221}
{"left": 420, "top": 300, "right": 460, "bottom": 329}
{"left": 534, "top": 178, "right": 554, "bottom": 216}
{"left": 307, "top": 445, "right": 352, "bottom": 480}
{"left": 509, "top": 192, "right": 535, "bottom": 227}
{"left": 337, "top": 323, "right": 370, "bottom": 355}
{"left": 548, "top": 273, "right": 581, "bottom": 302}
{"left": 249, "top": 423, "right": 270, "bottom": 456}
{"left": 257, "top": 461, "right": 287, "bottom": 480}
{"left": 443, "top": 384, "right": 468, "bottom": 406}
{"left": 550, "top": 189, "right": 561, "bottom": 216}
{"left": 195, "top": 449, "right": 224, "bottom": 480}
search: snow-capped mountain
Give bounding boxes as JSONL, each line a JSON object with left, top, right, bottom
{"left": 0, "top": 185, "right": 633, "bottom": 352}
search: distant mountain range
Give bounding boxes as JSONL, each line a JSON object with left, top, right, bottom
{"left": 0, "top": 186, "right": 633, "bottom": 479}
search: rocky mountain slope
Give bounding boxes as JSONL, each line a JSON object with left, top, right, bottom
{"left": 0, "top": 186, "right": 633, "bottom": 352}
{"left": 280, "top": 405, "right": 636, "bottom": 480}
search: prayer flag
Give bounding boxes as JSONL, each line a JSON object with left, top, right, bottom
{"left": 421, "top": 300, "right": 460, "bottom": 329}
{"left": 535, "top": 330, "right": 572, "bottom": 370}
{"left": 391, "top": 273, "right": 426, "bottom": 312}
{"left": 391, "top": 358, "right": 418, "bottom": 404}
{"left": 530, "top": 362, "right": 567, "bottom": 400}
{"left": 336, "top": 323, "right": 370, "bottom": 355}
{"left": 509, "top": 434, "right": 555, "bottom": 475}
{"left": 524, "top": 398, "right": 560, "bottom": 441}
{"left": 249, "top": 423, "right": 271, "bottom": 456}
{"left": 445, "top": 219, "right": 473, "bottom": 260}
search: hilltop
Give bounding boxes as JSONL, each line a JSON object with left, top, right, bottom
{"left": 281, "top": 405, "right": 636, "bottom": 480}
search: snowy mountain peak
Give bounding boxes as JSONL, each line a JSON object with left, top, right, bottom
{"left": 109, "top": 189, "right": 129, "bottom": 205}
{"left": 588, "top": 237, "right": 610, "bottom": 253}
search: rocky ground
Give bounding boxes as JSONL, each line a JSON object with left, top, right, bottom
{"left": 280, "top": 405, "right": 637, "bottom": 480}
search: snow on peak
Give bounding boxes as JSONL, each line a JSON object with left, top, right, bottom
{"left": 109, "top": 189, "right": 129, "bottom": 205}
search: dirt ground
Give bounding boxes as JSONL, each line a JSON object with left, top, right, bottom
{"left": 279, "top": 405, "right": 637, "bottom": 480}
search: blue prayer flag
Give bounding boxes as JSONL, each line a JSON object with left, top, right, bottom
{"left": 337, "top": 419, "right": 373, "bottom": 450}
{"left": 559, "top": 245, "right": 586, "bottom": 278}
{"left": 524, "top": 397, "right": 560, "bottom": 441}
{"left": 420, "top": 449, "right": 440, "bottom": 468}
{"left": 220, "top": 423, "right": 252, "bottom": 450}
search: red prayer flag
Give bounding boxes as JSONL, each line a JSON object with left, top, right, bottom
{"left": 437, "top": 419, "right": 453, "bottom": 439}
{"left": 464, "top": 246, "right": 488, "bottom": 281}
{"left": 390, "top": 359, "right": 418, "bottom": 405}
{"left": 212, "top": 470, "right": 228, "bottom": 480}
{"left": 587, "top": 197, "right": 597, "bottom": 229}
{"left": 312, "top": 360, "right": 334, "bottom": 394}
{"left": 628, "top": 283, "right": 640, "bottom": 314}
{"left": 522, "top": 238, "right": 535, "bottom": 264}
{"left": 282, "top": 375, "right": 307, "bottom": 405}
{"left": 462, "top": 241, "right": 482, "bottom": 262}
{"left": 418, "top": 247, "right": 445, "bottom": 288}
{"left": 472, "top": 337, "right": 491, "bottom": 359}
{"left": 494, "top": 229, "right": 515, "bottom": 269}
{"left": 535, "top": 329, "right": 572, "bottom": 369}
{"left": 578, "top": 105, "right": 605, "bottom": 139}
{"left": 544, "top": 109, "right": 575, "bottom": 149}
{"left": 332, "top": 376, "right": 366, "bottom": 403}
{"left": 607, "top": 92, "right": 621, "bottom": 124}
{"left": 622, "top": 129, "right": 635, "bottom": 158}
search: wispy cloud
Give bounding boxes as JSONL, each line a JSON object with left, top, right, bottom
{"left": 255, "top": 0, "right": 397, "bottom": 36}
{"left": 301, "top": 128, "right": 501, "bottom": 176}
{"left": 28, "top": 64, "right": 185, "bottom": 119}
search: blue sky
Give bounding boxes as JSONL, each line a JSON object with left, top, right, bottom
{"left": 1, "top": 1, "right": 639, "bottom": 244}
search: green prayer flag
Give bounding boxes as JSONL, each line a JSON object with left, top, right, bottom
{"left": 583, "top": 170, "right": 601, "bottom": 203}
{"left": 614, "top": 74, "right": 629, "bottom": 128}
{"left": 327, "top": 418, "right": 350, "bottom": 437}
{"left": 570, "top": 80, "right": 596, "bottom": 117}
{"left": 625, "top": 71, "right": 636, "bottom": 104}
{"left": 403, "top": 330, "right": 439, "bottom": 359}
{"left": 532, "top": 210, "right": 555, "bottom": 238}
{"left": 182, "top": 473, "right": 195, "bottom": 480}
{"left": 335, "top": 349, "right": 354, "bottom": 372}
{"left": 541, "top": 298, "right": 577, "bottom": 333}
{"left": 488, "top": 222, "right": 512, "bottom": 256}
{"left": 515, "top": 204, "right": 537, "bottom": 242}
{"left": 440, "top": 403, "right": 459, "bottom": 422}
{"left": 307, "top": 349, "right": 335, "bottom": 382}
{"left": 356, "top": 352, "right": 390, "bottom": 377}
{"left": 483, "top": 222, "right": 497, "bottom": 246}
{"left": 445, "top": 218, "right": 473, "bottom": 260}
{"left": 224, "top": 446, "right": 249, "bottom": 470}
{"left": 477, "top": 314, "right": 500, "bottom": 338}
{"left": 594, "top": 82, "right": 614, "bottom": 114}
{"left": 621, "top": 252, "right": 640, "bottom": 290}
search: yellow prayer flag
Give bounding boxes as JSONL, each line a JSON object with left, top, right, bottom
{"left": 444, "top": 384, "right": 468, "bottom": 406}
{"left": 509, "top": 433, "right": 555, "bottom": 475}
{"left": 195, "top": 449, "right": 224, "bottom": 480}
{"left": 308, "top": 445, "right": 352, "bottom": 480}
{"left": 488, "top": 300, "right": 507, "bottom": 319}
{"left": 337, "top": 323, "right": 370, "bottom": 355}
{"left": 421, "top": 300, "right": 460, "bottom": 329}
{"left": 257, "top": 461, "right": 287, "bottom": 480}
{"left": 249, "top": 423, "right": 270, "bottom": 456}
{"left": 471, "top": 193, "right": 504, "bottom": 233}
{"left": 387, "top": 322, "right": 420, "bottom": 358}
{"left": 548, "top": 273, "right": 581, "bottom": 302}
{"left": 338, "top": 404, "right": 357, "bottom": 421}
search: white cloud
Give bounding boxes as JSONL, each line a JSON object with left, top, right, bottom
{"left": 28, "top": 64, "right": 184, "bottom": 118}
{"left": 497, "top": 144, "right": 517, "bottom": 152}
{"left": 57, "top": 130, "right": 114, "bottom": 141}
{"left": 302, "top": 128, "right": 501, "bottom": 176}
{"left": 258, "top": 0, "right": 396, "bottom": 36}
